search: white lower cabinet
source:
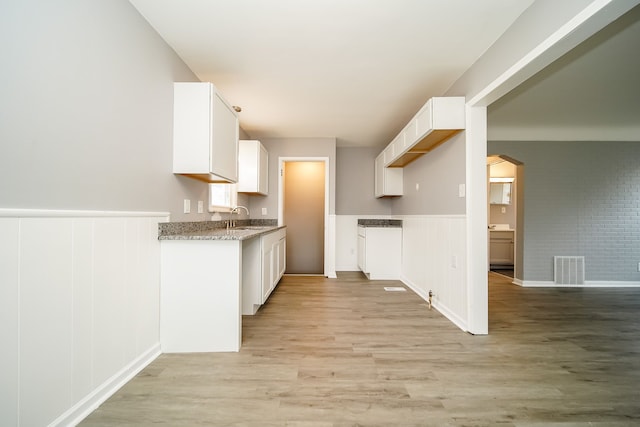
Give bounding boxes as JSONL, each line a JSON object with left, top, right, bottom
{"left": 243, "top": 227, "right": 286, "bottom": 315}
{"left": 489, "top": 230, "right": 514, "bottom": 266}
{"left": 358, "top": 226, "right": 402, "bottom": 279}
{"left": 160, "top": 239, "right": 243, "bottom": 353}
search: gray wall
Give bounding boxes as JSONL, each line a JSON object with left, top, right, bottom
{"left": 489, "top": 140, "right": 640, "bottom": 282}
{"left": 391, "top": 132, "right": 467, "bottom": 215}
{"left": 336, "top": 147, "right": 392, "bottom": 215}
{"left": 0, "top": 0, "right": 211, "bottom": 221}
{"left": 247, "top": 137, "right": 336, "bottom": 218}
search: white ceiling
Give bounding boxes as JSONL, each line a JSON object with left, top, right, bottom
{"left": 129, "top": 0, "right": 534, "bottom": 148}
{"left": 488, "top": 3, "right": 640, "bottom": 142}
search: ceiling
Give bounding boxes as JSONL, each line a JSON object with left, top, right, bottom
{"left": 488, "top": 3, "right": 640, "bottom": 141}
{"left": 129, "top": 1, "right": 640, "bottom": 148}
{"left": 128, "top": 0, "right": 534, "bottom": 148}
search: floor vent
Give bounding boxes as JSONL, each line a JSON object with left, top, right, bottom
{"left": 384, "top": 287, "right": 406, "bottom": 292}
{"left": 554, "top": 256, "right": 585, "bottom": 285}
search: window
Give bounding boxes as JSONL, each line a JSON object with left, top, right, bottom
{"left": 209, "top": 183, "right": 237, "bottom": 212}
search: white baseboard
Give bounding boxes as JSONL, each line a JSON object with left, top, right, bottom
{"left": 50, "top": 344, "right": 161, "bottom": 427}
{"left": 335, "top": 263, "right": 358, "bottom": 271}
{"left": 586, "top": 281, "right": 640, "bottom": 287}
{"left": 520, "top": 280, "right": 640, "bottom": 287}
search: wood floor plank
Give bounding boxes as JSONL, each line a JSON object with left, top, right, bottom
{"left": 80, "top": 272, "right": 640, "bottom": 426}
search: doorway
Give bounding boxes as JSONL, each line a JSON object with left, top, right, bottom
{"left": 278, "top": 158, "right": 328, "bottom": 275}
{"left": 487, "top": 155, "right": 523, "bottom": 280}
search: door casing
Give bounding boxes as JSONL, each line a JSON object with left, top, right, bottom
{"left": 278, "top": 157, "right": 330, "bottom": 276}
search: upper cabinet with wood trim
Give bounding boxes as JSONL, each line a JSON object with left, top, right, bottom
{"left": 384, "top": 97, "right": 465, "bottom": 168}
{"left": 374, "top": 151, "right": 403, "bottom": 198}
{"left": 173, "top": 82, "right": 239, "bottom": 183}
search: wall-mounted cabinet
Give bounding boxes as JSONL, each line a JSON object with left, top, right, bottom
{"left": 238, "top": 140, "right": 268, "bottom": 195}
{"left": 173, "top": 82, "right": 239, "bottom": 183}
{"left": 489, "top": 182, "right": 512, "bottom": 205}
{"left": 375, "top": 151, "right": 403, "bottom": 198}
{"left": 385, "top": 97, "right": 465, "bottom": 168}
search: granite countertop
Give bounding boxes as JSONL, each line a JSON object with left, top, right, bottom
{"left": 357, "top": 219, "right": 402, "bottom": 228}
{"left": 158, "top": 219, "right": 284, "bottom": 241}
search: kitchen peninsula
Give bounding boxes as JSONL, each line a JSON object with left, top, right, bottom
{"left": 159, "top": 221, "right": 285, "bottom": 353}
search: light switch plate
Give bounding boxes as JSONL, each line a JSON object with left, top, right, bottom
{"left": 183, "top": 199, "right": 191, "bottom": 214}
{"left": 197, "top": 200, "right": 204, "bottom": 214}
{"left": 262, "top": 207, "right": 267, "bottom": 215}
{"left": 458, "top": 184, "right": 466, "bottom": 198}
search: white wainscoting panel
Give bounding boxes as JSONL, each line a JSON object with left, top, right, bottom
{"left": 399, "top": 215, "right": 468, "bottom": 332}
{"left": 20, "top": 218, "right": 75, "bottom": 427}
{"left": 0, "top": 219, "right": 20, "bottom": 427}
{"left": 0, "top": 210, "right": 167, "bottom": 427}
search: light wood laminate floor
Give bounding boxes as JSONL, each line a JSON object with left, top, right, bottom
{"left": 81, "top": 272, "right": 640, "bottom": 426}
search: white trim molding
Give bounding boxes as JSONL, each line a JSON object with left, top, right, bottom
{"left": 519, "top": 280, "right": 640, "bottom": 288}
{"left": 277, "top": 157, "right": 333, "bottom": 277}
{"left": 0, "top": 208, "right": 170, "bottom": 218}
{"left": 50, "top": 345, "right": 161, "bottom": 427}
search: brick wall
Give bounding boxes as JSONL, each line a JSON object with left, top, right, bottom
{"left": 489, "top": 141, "right": 640, "bottom": 282}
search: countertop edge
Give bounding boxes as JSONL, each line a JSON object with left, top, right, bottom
{"left": 158, "top": 225, "right": 286, "bottom": 241}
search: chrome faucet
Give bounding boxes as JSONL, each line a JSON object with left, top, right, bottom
{"left": 227, "top": 206, "right": 249, "bottom": 229}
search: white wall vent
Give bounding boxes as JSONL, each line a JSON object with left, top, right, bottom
{"left": 554, "top": 256, "right": 585, "bottom": 285}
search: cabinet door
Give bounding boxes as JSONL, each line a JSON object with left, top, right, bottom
{"left": 415, "top": 99, "right": 433, "bottom": 140}
{"left": 270, "top": 240, "right": 280, "bottom": 290}
{"left": 277, "top": 237, "right": 286, "bottom": 279}
{"left": 238, "top": 140, "right": 269, "bottom": 195}
{"left": 258, "top": 143, "right": 269, "bottom": 195}
{"left": 402, "top": 120, "right": 417, "bottom": 152}
{"left": 374, "top": 154, "right": 384, "bottom": 198}
{"left": 357, "top": 234, "right": 366, "bottom": 272}
{"left": 375, "top": 154, "right": 403, "bottom": 198}
{"left": 211, "top": 92, "right": 238, "bottom": 182}
{"left": 173, "top": 83, "right": 211, "bottom": 173}
{"left": 489, "top": 232, "right": 514, "bottom": 265}
{"left": 261, "top": 245, "right": 273, "bottom": 303}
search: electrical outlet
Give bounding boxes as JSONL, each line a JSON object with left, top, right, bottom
{"left": 262, "top": 207, "right": 267, "bottom": 215}
{"left": 197, "top": 200, "right": 204, "bottom": 214}
{"left": 183, "top": 199, "right": 191, "bottom": 214}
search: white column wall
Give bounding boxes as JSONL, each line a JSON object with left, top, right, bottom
{"left": 399, "top": 216, "right": 468, "bottom": 331}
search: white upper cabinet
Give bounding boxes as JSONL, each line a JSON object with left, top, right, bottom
{"left": 237, "top": 140, "right": 268, "bottom": 195}
{"left": 385, "top": 97, "right": 465, "bottom": 167}
{"left": 375, "top": 151, "right": 403, "bottom": 198}
{"left": 173, "top": 82, "right": 239, "bottom": 183}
